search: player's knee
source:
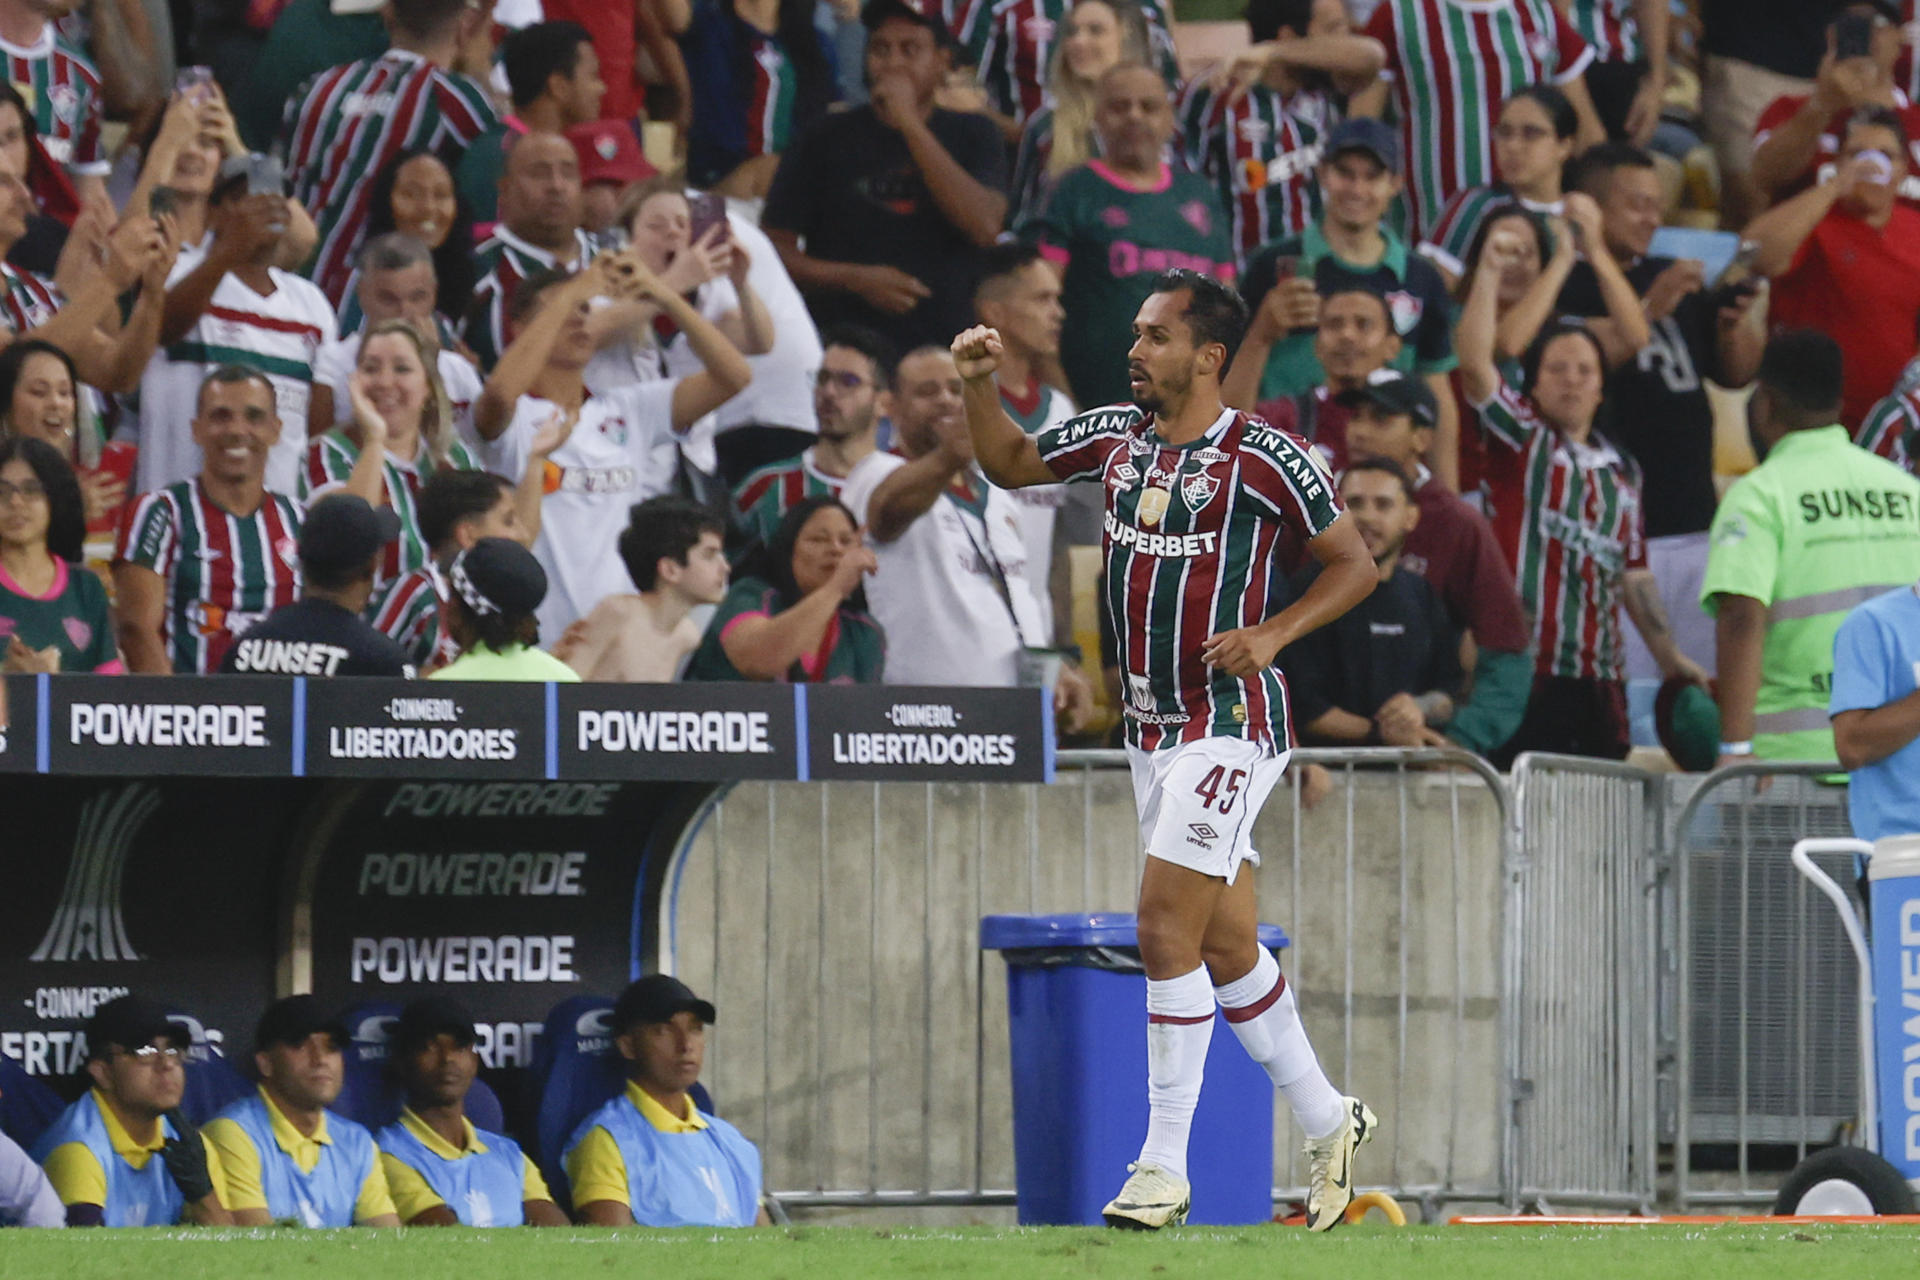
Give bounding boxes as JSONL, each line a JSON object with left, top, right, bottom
{"left": 1200, "top": 938, "right": 1259, "bottom": 983}
{"left": 1135, "top": 912, "right": 1200, "bottom": 975}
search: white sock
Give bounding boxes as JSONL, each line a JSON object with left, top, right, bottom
{"left": 1136, "top": 965, "right": 1214, "bottom": 1181}
{"left": 1214, "top": 948, "right": 1346, "bottom": 1139}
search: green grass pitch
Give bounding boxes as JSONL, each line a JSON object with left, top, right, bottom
{"left": 4, "top": 1224, "right": 1917, "bottom": 1280}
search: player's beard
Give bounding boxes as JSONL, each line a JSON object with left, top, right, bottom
{"left": 1131, "top": 367, "right": 1191, "bottom": 416}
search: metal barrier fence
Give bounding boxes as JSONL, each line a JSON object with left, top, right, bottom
{"left": 1506, "top": 755, "right": 1662, "bottom": 1213}
{"left": 652, "top": 750, "right": 1867, "bottom": 1218}
{"left": 1668, "top": 763, "right": 1856, "bottom": 1210}
{"left": 656, "top": 747, "right": 1514, "bottom": 1219}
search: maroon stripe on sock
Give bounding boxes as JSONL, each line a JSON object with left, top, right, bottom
{"left": 1147, "top": 1012, "right": 1215, "bottom": 1025}
{"left": 1221, "top": 972, "right": 1287, "bottom": 1024}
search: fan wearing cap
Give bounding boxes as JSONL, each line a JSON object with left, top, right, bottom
{"left": 452, "top": 23, "right": 607, "bottom": 229}
{"left": 762, "top": 0, "right": 1007, "bottom": 354}
{"left": 1232, "top": 119, "right": 1460, "bottom": 485}
{"left": 568, "top": 121, "right": 657, "bottom": 246}
{"left": 31, "top": 996, "right": 233, "bottom": 1227}
{"left": 115, "top": 365, "right": 305, "bottom": 674}
{"left": 1282, "top": 459, "right": 1465, "bottom": 748}
{"left": 219, "top": 493, "right": 416, "bottom": 676}
{"left": 139, "top": 153, "right": 338, "bottom": 497}
{"left": 1338, "top": 368, "right": 1533, "bottom": 757}
{"left": 375, "top": 998, "right": 568, "bottom": 1227}
{"left": 431, "top": 536, "right": 581, "bottom": 682}
{"left": 202, "top": 996, "right": 399, "bottom": 1228}
{"left": 563, "top": 975, "right": 767, "bottom": 1227}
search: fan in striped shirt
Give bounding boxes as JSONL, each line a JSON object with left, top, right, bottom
{"left": 954, "top": 0, "right": 1179, "bottom": 138}
{"left": 373, "top": 470, "right": 528, "bottom": 673}
{"left": 1179, "top": 0, "right": 1389, "bottom": 273}
{"left": 1351, "top": 0, "right": 1603, "bottom": 238}
{"left": 299, "top": 320, "right": 480, "bottom": 616}
{"left": 463, "top": 133, "right": 598, "bottom": 371}
{"left": 1857, "top": 354, "right": 1920, "bottom": 477}
{"left": 277, "top": 0, "right": 499, "bottom": 306}
{"left": 1564, "top": 0, "right": 1666, "bottom": 144}
{"left": 0, "top": 11, "right": 107, "bottom": 207}
{"left": 1417, "top": 84, "right": 1574, "bottom": 287}
{"left": 113, "top": 367, "right": 304, "bottom": 675}
{"left": 1457, "top": 222, "right": 1708, "bottom": 764}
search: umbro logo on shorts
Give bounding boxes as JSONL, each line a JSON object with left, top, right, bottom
{"left": 1187, "top": 823, "right": 1218, "bottom": 847}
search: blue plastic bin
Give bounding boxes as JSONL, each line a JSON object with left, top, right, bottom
{"left": 981, "top": 911, "right": 1288, "bottom": 1226}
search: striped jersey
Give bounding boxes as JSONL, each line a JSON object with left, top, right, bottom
{"left": 1474, "top": 381, "right": 1646, "bottom": 682}
{"left": 299, "top": 430, "right": 480, "bottom": 608}
{"left": 1034, "top": 403, "right": 1343, "bottom": 750}
{"left": 465, "top": 226, "right": 598, "bottom": 371}
{"left": 1417, "top": 183, "right": 1561, "bottom": 279}
{"left": 136, "top": 243, "right": 340, "bottom": 497}
{"left": 1362, "top": 0, "right": 1593, "bottom": 238}
{"left": 372, "top": 562, "right": 461, "bottom": 671}
{"left": 682, "top": 2, "right": 816, "bottom": 188}
{"left": 0, "top": 260, "right": 62, "bottom": 333}
{"left": 0, "top": 27, "right": 105, "bottom": 174}
{"left": 278, "top": 49, "right": 499, "bottom": 304}
{"left": 114, "top": 479, "right": 304, "bottom": 673}
{"left": 732, "top": 446, "right": 847, "bottom": 549}
{"left": 1008, "top": 106, "right": 1106, "bottom": 229}
{"left": 1566, "top": 0, "right": 1638, "bottom": 63}
{"left": 1857, "top": 377, "right": 1920, "bottom": 478}
{"left": 1178, "top": 80, "right": 1322, "bottom": 272}
{"left": 953, "top": 0, "right": 1179, "bottom": 125}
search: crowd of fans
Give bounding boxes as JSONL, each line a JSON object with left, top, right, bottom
{"left": 0, "top": 0, "right": 1916, "bottom": 774}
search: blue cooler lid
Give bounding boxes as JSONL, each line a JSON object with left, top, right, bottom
{"left": 980, "top": 912, "right": 1287, "bottom": 951}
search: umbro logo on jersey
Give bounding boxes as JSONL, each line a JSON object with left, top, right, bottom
{"left": 1108, "top": 462, "right": 1140, "bottom": 492}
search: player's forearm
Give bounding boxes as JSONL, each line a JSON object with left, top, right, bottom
{"left": 1833, "top": 694, "right": 1920, "bottom": 770}
{"left": 1712, "top": 594, "right": 1766, "bottom": 743}
{"left": 183, "top": 1194, "right": 234, "bottom": 1226}
{"left": 961, "top": 378, "right": 1043, "bottom": 488}
{"left": 1259, "top": 545, "right": 1374, "bottom": 655}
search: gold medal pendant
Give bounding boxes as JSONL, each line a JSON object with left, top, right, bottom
{"left": 1138, "top": 486, "right": 1172, "bottom": 528}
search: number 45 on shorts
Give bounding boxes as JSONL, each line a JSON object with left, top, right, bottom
{"left": 1193, "top": 765, "right": 1247, "bottom": 814}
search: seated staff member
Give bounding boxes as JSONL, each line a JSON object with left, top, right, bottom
{"left": 203, "top": 997, "right": 399, "bottom": 1228}
{"left": 34, "top": 996, "right": 231, "bottom": 1226}
{"left": 376, "top": 998, "right": 568, "bottom": 1227}
{"left": 564, "top": 975, "right": 768, "bottom": 1227}
{"left": 686, "top": 496, "right": 884, "bottom": 684}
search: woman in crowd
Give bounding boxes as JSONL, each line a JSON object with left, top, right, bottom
{"left": 687, "top": 495, "right": 883, "bottom": 683}
{"left": 1007, "top": 0, "right": 1153, "bottom": 227}
{"left": 354, "top": 149, "right": 475, "bottom": 332}
{"left": 0, "top": 82, "right": 79, "bottom": 275}
{"left": 681, "top": 0, "right": 837, "bottom": 200}
{"left": 431, "top": 536, "right": 581, "bottom": 682}
{"left": 301, "top": 319, "right": 479, "bottom": 611}
{"left": 616, "top": 176, "right": 775, "bottom": 378}
{"left": 0, "top": 340, "right": 122, "bottom": 528}
{"left": 1457, "top": 226, "right": 1702, "bottom": 763}
{"left": 1420, "top": 84, "right": 1578, "bottom": 288}
{"left": 0, "top": 437, "right": 118, "bottom": 674}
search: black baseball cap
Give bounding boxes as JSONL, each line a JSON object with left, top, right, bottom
{"left": 861, "top": 0, "right": 947, "bottom": 39}
{"left": 1323, "top": 117, "right": 1401, "bottom": 176}
{"left": 612, "top": 975, "right": 716, "bottom": 1034}
{"left": 450, "top": 536, "right": 548, "bottom": 618}
{"left": 389, "top": 996, "right": 478, "bottom": 1058}
{"left": 1335, "top": 368, "right": 1438, "bottom": 428}
{"left": 254, "top": 995, "right": 349, "bottom": 1054}
{"left": 85, "top": 996, "right": 180, "bottom": 1061}
{"left": 299, "top": 493, "right": 401, "bottom": 578}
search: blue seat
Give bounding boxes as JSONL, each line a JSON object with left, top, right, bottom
{"left": 164, "top": 1011, "right": 255, "bottom": 1126}
{"left": 335, "top": 1002, "right": 404, "bottom": 1130}
{"left": 532, "top": 995, "right": 714, "bottom": 1206}
{"left": 0, "top": 1054, "right": 64, "bottom": 1150}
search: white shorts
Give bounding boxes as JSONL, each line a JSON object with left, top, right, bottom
{"left": 1126, "top": 737, "right": 1290, "bottom": 884}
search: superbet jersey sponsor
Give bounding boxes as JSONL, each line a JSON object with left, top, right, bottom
{"left": 1035, "top": 404, "right": 1342, "bottom": 751}
{"left": 115, "top": 480, "right": 303, "bottom": 675}
{"left": 0, "top": 28, "right": 105, "bottom": 173}
{"left": 279, "top": 49, "right": 499, "bottom": 305}
{"left": 1363, "top": 0, "right": 1592, "bottom": 237}
{"left": 1474, "top": 381, "right": 1646, "bottom": 683}
{"left": 476, "top": 385, "right": 680, "bottom": 642}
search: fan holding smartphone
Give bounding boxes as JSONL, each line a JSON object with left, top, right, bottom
{"left": 612, "top": 178, "right": 775, "bottom": 384}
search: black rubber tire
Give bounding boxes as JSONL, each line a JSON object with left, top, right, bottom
{"left": 1772, "top": 1146, "right": 1917, "bottom": 1216}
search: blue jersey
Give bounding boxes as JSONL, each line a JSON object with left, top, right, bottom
{"left": 211, "top": 1092, "right": 378, "bottom": 1227}
{"left": 1831, "top": 585, "right": 1920, "bottom": 842}
{"left": 562, "top": 1092, "right": 761, "bottom": 1228}
{"left": 32, "top": 1093, "right": 184, "bottom": 1227}
{"left": 376, "top": 1115, "right": 531, "bottom": 1227}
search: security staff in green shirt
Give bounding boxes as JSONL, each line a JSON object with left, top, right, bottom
{"left": 1703, "top": 331, "right": 1920, "bottom": 766}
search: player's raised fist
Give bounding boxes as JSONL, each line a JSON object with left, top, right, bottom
{"left": 951, "top": 325, "right": 1003, "bottom": 381}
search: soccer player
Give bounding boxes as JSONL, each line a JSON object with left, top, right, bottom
{"left": 377, "top": 997, "right": 568, "bottom": 1227}
{"left": 115, "top": 366, "right": 304, "bottom": 674}
{"left": 564, "top": 975, "right": 767, "bottom": 1228}
{"left": 33, "top": 997, "right": 231, "bottom": 1227}
{"left": 279, "top": 0, "right": 499, "bottom": 305}
{"left": 732, "top": 324, "right": 892, "bottom": 550}
{"left": 952, "top": 268, "right": 1379, "bottom": 1230}
{"left": 1351, "top": 0, "right": 1603, "bottom": 238}
{"left": 203, "top": 996, "right": 400, "bottom": 1229}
